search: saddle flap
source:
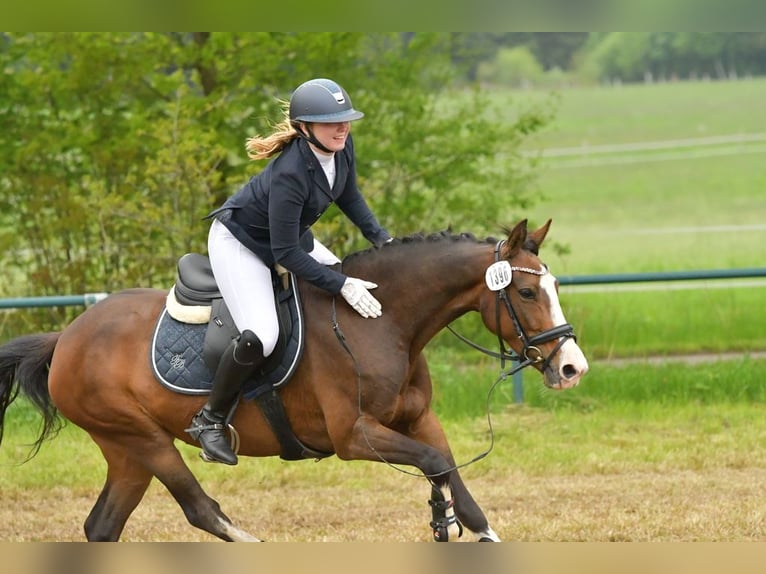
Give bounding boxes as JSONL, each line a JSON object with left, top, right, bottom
{"left": 202, "top": 299, "right": 239, "bottom": 373}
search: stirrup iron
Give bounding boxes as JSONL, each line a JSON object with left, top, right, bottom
{"left": 197, "top": 423, "right": 241, "bottom": 463}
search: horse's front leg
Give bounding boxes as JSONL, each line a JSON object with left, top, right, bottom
{"left": 330, "top": 412, "right": 462, "bottom": 541}
{"left": 407, "top": 410, "right": 501, "bottom": 542}
{"left": 331, "top": 409, "right": 498, "bottom": 542}
{"left": 404, "top": 355, "right": 501, "bottom": 542}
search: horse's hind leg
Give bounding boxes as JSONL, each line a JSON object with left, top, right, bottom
{"left": 145, "top": 446, "right": 261, "bottom": 542}
{"left": 88, "top": 435, "right": 260, "bottom": 542}
{"left": 84, "top": 440, "right": 154, "bottom": 541}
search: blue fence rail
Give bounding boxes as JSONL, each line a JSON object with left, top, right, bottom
{"left": 558, "top": 267, "right": 766, "bottom": 286}
{"left": 0, "top": 293, "right": 109, "bottom": 309}
{"left": 2, "top": 268, "right": 765, "bottom": 403}
{"left": 3, "top": 268, "right": 764, "bottom": 311}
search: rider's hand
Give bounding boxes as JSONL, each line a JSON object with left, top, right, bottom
{"left": 340, "top": 277, "right": 382, "bottom": 318}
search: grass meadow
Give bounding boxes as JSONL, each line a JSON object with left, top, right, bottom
{"left": 1, "top": 79, "right": 765, "bottom": 542}
{"left": 514, "top": 78, "right": 766, "bottom": 146}
{"left": 2, "top": 358, "right": 765, "bottom": 541}
{"left": 524, "top": 152, "right": 766, "bottom": 274}
{"left": 501, "top": 79, "right": 766, "bottom": 273}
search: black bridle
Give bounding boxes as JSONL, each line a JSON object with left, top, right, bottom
{"left": 447, "top": 240, "right": 576, "bottom": 377}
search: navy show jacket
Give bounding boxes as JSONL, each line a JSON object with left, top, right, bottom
{"left": 210, "top": 135, "right": 390, "bottom": 294}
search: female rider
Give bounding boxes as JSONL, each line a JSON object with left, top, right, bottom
{"left": 186, "top": 78, "right": 392, "bottom": 465}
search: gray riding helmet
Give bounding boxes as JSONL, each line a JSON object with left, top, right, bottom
{"left": 289, "top": 78, "right": 364, "bottom": 123}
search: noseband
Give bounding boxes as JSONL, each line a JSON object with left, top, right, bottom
{"left": 448, "top": 241, "right": 576, "bottom": 376}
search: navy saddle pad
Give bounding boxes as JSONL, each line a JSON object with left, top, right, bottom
{"left": 150, "top": 283, "right": 304, "bottom": 400}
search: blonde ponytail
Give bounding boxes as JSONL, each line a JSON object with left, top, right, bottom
{"left": 245, "top": 101, "right": 301, "bottom": 161}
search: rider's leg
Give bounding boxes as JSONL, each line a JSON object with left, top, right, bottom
{"left": 206, "top": 219, "right": 280, "bottom": 355}
{"left": 186, "top": 220, "right": 280, "bottom": 465}
{"left": 187, "top": 330, "right": 264, "bottom": 465}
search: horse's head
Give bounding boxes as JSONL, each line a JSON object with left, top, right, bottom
{"left": 479, "top": 219, "right": 588, "bottom": 389}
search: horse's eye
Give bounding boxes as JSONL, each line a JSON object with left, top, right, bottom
{"left": 518, "top": 288, "right": 536, "bottom": 300}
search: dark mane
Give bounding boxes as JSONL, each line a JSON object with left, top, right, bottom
{"left": 344, "top": 230, "right": 500, "bottom": 263}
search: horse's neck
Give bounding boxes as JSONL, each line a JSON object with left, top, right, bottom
{"left": 353, "top": 240, "right": 491, "bottom": 353}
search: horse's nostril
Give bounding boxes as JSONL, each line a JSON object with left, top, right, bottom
{"left": 562, "top": 364, "right": 578, "bottom": 379}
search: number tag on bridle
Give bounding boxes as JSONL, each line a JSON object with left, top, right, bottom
{"left": 485, "top": 261, "right": 512, "bottom": 291}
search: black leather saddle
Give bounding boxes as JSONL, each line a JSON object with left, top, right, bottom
{"left": 157, "top": 253, "right": 331, "bottom": 460}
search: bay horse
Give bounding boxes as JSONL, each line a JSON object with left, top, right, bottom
{"left": 0, "top": 219, "right": 588, "bottom": 542}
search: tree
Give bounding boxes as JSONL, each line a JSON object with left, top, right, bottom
{"left": 0, "top": 34, "right": 227, "bottom": 306}
{"left": 476, "top": 45, "right": 545, "bottom": 88}
{"left": 575, "top": 32, "right": 766, "bottom": 82}
{"left": 526, "top": 33, "right": 589, "bottom": 71}
{"left": 0, "top": 33, "right": 551, "bottom": 334}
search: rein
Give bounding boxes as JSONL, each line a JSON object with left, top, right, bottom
{"left": 329, "top": 242, "right": 576, "bottom": 480}
{"left": 331, "top": 267, "right": 497, "bottom": 480}
{"left": 331, "top": 297, "right": 495, "bottom": 479}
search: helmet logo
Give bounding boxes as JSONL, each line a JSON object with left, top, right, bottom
{"left": 332, "top": 90, "right": 346, "bottom": 105}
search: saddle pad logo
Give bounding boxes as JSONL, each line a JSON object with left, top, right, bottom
{"left": 170, "top": 354, "right": 186, "bottom": 370}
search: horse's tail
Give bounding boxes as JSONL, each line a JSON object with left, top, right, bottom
{"left": 0, "top": 332, "right": 63, "bottom": 458}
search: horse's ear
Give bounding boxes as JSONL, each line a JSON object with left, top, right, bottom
{"left": 503, "top": 219, "right": 528, "bottom": 258}
{"left": 525, "top": 219, "right": 552, "bottom": 254}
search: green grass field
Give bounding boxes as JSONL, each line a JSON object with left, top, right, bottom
{"left": 511, "top": 79, "right": 766, "bottom": 147}
{"left": 2, "top": 358, "right": 765, "bottom": 541}
{"left": 526, "top": 152, "right": 766, "bottom": 274}
{"left": 3, "top": 359, "right": 766, "bottom": 480}
{"left": 428, "top": 349, "right": 766, "bottom": 420}
{"left": 497, "top": 80, "right": 766, "bottom": 274}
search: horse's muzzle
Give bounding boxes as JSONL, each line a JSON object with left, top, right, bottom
{"left": 542, "top": 338, "right": 589, "bottom": 389}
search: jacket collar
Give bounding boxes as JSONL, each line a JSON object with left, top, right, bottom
{"left": 297, "top": 137, "right": 337, "bottom": 196}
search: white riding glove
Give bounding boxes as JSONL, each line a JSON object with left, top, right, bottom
{"left": 340, "top": 277, "right": 382, "bottom": 319}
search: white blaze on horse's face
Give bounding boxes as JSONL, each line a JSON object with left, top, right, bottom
{"left": 539, "top": 272, "right": 589, "bottom": 389}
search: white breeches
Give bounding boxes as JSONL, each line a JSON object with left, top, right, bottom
{"left": 207, "top": 219, "right": 340, "bottom": 357}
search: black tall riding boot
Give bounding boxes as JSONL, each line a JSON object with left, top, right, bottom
{"left": 186, "top": 330, "right": 265, "bottom": 465}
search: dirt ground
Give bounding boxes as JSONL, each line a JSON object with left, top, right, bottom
{"left": 2, "top": 466, "right": 764, "bottom": 542}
